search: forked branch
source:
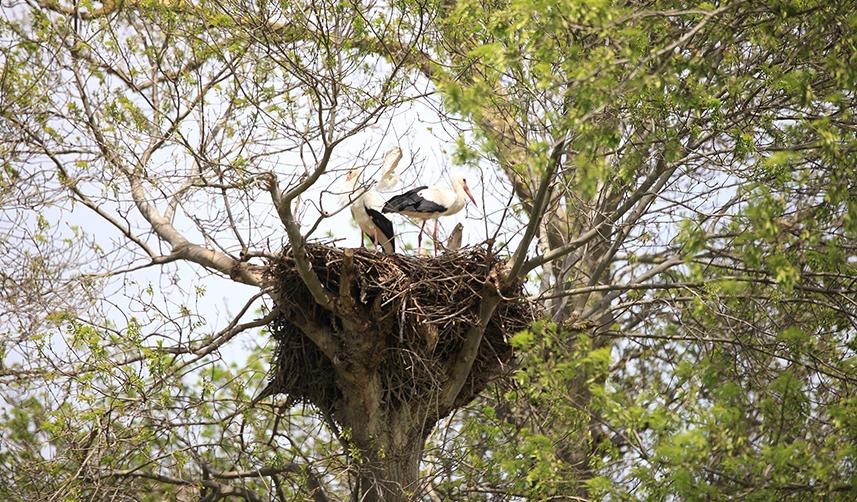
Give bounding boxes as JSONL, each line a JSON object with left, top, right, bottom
{"left": 267, "top": 168, "right": 337, "bottom": 311}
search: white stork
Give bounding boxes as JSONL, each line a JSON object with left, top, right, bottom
{"left": 341, "top": 147, "right": 403, "bottom": 253}
{"left": 382, "top": 175, "right": 477, "bottom": 256}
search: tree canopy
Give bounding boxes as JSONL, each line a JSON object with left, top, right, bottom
{"left": 1, "top": 0, "right": 856, "bottom": 500}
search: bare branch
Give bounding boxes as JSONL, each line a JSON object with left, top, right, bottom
{"left": 439, "top": 272, "right": 504, "bottom": 408}
{"left": 504, "top": 136, "right": 567, "bottom": 285}
{"left": 268, "top": 171, "right": 336, "bottom": 311}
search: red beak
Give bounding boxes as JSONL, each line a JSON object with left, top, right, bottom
{"left": 463, "top": 184, "right": 478, "bottom": 207}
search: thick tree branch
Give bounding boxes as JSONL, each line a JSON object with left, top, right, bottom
{"left": 268, "top": 171, "right": 336, "bottom": 311}
{"left": 439, "top": 269, "right": 505, "bottom": 408}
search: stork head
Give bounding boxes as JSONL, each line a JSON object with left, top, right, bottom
{"left": 453, "top": 175, "right": 478, "bottom": 207}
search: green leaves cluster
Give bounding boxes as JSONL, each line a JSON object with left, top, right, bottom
{"left": 424, "top": 0, "right": 857, "bottom": 499}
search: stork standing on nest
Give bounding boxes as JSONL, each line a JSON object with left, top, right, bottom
{"left": 383, "top": 175, "right": 477, "bottom": 256}
{"left": 341, "top": 147, "right": 402, "bottom": 253}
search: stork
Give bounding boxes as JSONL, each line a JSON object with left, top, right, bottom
{"left": 382, "top": 175, "right": 477, "bottom": 256}
{"left": 341, "top": 147, "right": 402, "bottom": 253}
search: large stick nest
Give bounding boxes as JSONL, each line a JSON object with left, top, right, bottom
{"left": 265, "top": 244, "right": 531, "bottom": 418}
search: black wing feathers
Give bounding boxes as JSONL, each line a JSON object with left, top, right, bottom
{"left": 365, "top": 205, "right": 395, "bottom": 253}
{"left": 382, "top": 186, "right": 447, "bottom": 214}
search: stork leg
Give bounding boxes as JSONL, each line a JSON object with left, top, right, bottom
{"left": 359, "top": 232, "right": 365, "bottom": 248}
{"left": 418, "top": 220, "right": 426, "bottom": 255}
{"left": 373, "top": 228, "right": 381, "bottom": 252}
{"left": 433, "top": 219, "right": 439, "bottom": 257}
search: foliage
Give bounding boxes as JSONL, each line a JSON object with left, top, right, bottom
{"left": 1, "top": 0, "right": 856, "bottom": 500}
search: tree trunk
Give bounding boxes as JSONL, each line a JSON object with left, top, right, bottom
{"left": 336, "top": 373, "right": 428, "bottom": 501}
{"left": 356, "top": 434, "right": 423, "bottom": 502}
{"left": 268, "top": 247, "right": 522, "bottom": 500}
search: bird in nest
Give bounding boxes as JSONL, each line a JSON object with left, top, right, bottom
{"left": 340, "top": 147, "right": 403, "bottom": 254}
{"left": 382, "top": 175, "right": 477, "bottom": 256}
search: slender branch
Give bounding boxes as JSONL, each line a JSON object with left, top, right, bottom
{"left": 538, "top": 275, "right": 857, "bottom": 303}
{"left": 164, "top": 299, "right": 277, "bottom": 360}
{"left": 581, "top": 256, "right": 684, "bottom": 319}
{"left": 211, "top": 466, "right": 331, "bottom": 502}
{"left": 34, "top": 0, "right": 124, "bottom": 20}
{"left": 81, "top": 254, "right": 183, "bottom": 279}
{"left": 66, "top": 58, "right": 262, "bottom": 286}
{"left": 504, "top": 136, "right": 567, "bottom": 285}
{"left": 99, "top": 469, "right": 263, "bottom": 502}
{"left": 521, "top": 158, "right": 679, "bottom": 275}
{"left": 6, "top": 116, "right": 157, "bottom": 258}
{"left": 578, "top": 158, "right": 681, "bottom": 302}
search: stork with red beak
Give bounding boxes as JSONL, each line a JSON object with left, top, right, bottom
{"left": 382, "top": 175, "right": 477, "bottom": 256}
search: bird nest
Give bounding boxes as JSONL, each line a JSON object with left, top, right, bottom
{"left": 264, "top": 243, "right": 531, "bottom": 419}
